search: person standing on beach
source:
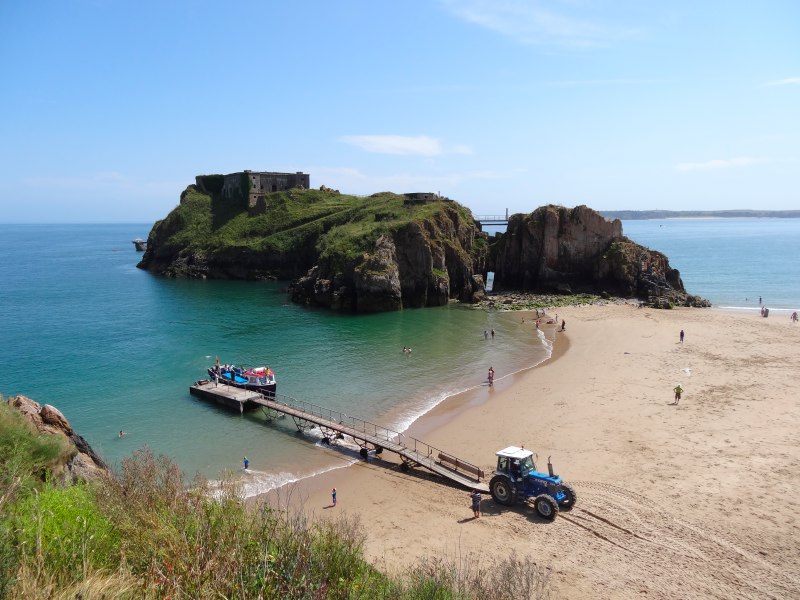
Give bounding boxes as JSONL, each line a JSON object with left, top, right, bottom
{"left": 680, "top": 329, "right": 685, "bottom": 343}
{"left": 791, "top": 311, "right": 798, "bottom": 323}
{"left": 470, "top": 489, "right": 481, "bottom": 518}
{"left": 243, "top": 456, "right": 249, "bottom": 470}
{"left": 673, "top": 384, "right": 683, "bottom": 405}
{"left": 488, "top": 366, "right": 495, "bottom": 386}
{"left": 331, "top": 487, "right": 337, "bottom": 506}
{"left": 561, "top": 320, "right": 566, "bottom": 331}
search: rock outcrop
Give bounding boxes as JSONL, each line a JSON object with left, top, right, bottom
{"left": 6, "top": 395, "right": 109, "bottom": 483}
{"left": 290, "top": 205, "right": 487, "bottom": 312}
{"left": 492, "top": 205, "right": 709, "bottom": 307}
{"left": 137, "top": 182, "right": 706, "bottom": 312}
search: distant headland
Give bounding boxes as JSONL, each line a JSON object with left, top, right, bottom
{"left": 600, "top": 209, "right": 800, "bottom": 220}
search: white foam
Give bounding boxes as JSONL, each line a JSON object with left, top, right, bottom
{"left": 388, "top": 339, "right": 554, "bottom": 435}
{"left": 208, "top": 457, "right": 358, "bottom": 499}
{"left": 717, "top": 305, "right": 794, "bottom": 313}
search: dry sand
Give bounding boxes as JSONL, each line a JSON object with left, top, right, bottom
{"left": 262, "top": 305, "right": 800, "bottom": 599}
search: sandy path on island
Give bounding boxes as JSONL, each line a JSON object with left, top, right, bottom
{"left": 262, "top": 304, "right": 800, "bottom": 599}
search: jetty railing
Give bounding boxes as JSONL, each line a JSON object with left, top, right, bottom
{"left": 265, "top": 393, "right": 482, "bottom": 473}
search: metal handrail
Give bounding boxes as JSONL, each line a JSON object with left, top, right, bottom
{"left": 263, "top": 392, "right": 483, "bottom": 474}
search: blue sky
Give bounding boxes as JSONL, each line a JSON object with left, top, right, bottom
{"left": 1, "top": 1, "right": 798, "bottom": 223}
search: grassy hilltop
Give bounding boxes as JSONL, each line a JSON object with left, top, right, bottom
{"left": 138, "top": 186, "right": 487, "bottom": 312}
{"left": 140, "top": 187, "right": 477, "bottom": 277}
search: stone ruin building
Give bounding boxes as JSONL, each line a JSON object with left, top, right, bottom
{"left": 196, "top": 171, "right": 310, "bottom": 208}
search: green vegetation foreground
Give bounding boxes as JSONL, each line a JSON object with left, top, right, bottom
{"left": 0, "top": 399, "right": 550, "bottom": 599}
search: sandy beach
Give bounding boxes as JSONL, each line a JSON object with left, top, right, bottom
{"left": 262, "top": 304, "right": 800, "bottom": 599}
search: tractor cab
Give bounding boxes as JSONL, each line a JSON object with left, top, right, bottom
{"left": 495, "top": 446, "right": 535, "bottom": 481}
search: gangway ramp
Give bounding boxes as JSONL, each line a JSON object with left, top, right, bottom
{"left": 190, "top": 381, "right": 488, "bottom": 493}
{"left": 252, "top": 394, "right": 490, "bottom": 493}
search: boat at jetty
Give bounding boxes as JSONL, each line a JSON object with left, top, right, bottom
{"left": 132, "top": 238, "right": 148, "bottom": 251}
{"left": 207, "top": 363, "right": 276, "bottom": 397}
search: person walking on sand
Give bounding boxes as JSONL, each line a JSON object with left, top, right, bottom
{"left": 331, "top": 487, "right": 337, "bottom": 506}
{"left": 470, "top": 489, "right": 481, "bottom": 518}
{"left": 673, "top": 384, "right": 683, "bottom": 405}
{"left": 680, "top": 329, "right": 685, "bottom": 343}
{"left": 791, "top": 311, "right": 798, "bottom": 323}
{"left": 561, "top": 319, "right": 566, "bottom": 331}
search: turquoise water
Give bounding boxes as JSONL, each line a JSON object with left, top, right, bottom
{"left": 0, "top": 224, "right": 548, "bottom": 494}
{"left": 2, "top": 220, "right": 797, "bottom": 493}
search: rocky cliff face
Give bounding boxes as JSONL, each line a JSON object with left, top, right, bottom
{"left": 7, "top": 396, "right": 109, "bottom": 483}
{"left": 492, "top": 205, "right": 708, "bottom": 307}
{"left": 290, "top": 204, "right": 487, "bottom": 312}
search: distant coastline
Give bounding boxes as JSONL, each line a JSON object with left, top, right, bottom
{"left": 601, "top": 209, "right": 800, "bottom": 220}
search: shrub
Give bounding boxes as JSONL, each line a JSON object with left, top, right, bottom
{"left": 0, "top": 432, "right": 552, "bottom": 599}
{"left": 11, "top": 483, "right": 120, "bottom": 587}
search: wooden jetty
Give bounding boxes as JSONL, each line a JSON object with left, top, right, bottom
{"left": 190, "top": 379, "right": 263, "bottom": 413}
{"left": 189, "top": 380, "right": 490, "bottom": 493}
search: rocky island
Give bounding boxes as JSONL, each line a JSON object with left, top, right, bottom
{"left": 137, "top": 174, "right": 708, "bottom": 312}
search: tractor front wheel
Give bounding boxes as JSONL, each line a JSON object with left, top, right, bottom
{"left": 559, "top": 483, "right": 577, "bottom": 509}
{"left": 490, "top": 475, "right": 517, "bottom": 506}
{"left": 534, "top": 494, "right": 559, "bottom": 520}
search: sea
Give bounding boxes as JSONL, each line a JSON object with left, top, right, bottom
{"left": 1, "top": 218, "right": 798, "bottom": 494}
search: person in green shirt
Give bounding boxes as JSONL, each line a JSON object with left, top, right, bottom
{"left": 673, "top": 384, "right": 684, "bottom": 405}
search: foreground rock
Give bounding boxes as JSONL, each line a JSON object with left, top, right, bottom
{"left": 6, "top": 395, "right": 109, "bottom": 483}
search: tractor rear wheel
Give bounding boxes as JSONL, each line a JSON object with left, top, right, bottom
{"left": 490, "top": 475, "right": 517, "bottom": 506}
{"left": 559, "top": 483, "right": 577, "bottom": 509}
{"left": 534, "top": 494, "right": 559, "bottom": 520}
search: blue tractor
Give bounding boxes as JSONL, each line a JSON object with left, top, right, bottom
{"left": 489, "top": 446, "right": 577, "bottom": 520}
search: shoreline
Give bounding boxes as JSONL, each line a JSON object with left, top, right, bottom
{"left": 255, "top": 304, "right": 800, "bottom": 598}
{"left": 237, "top": 309, "right": 557, "bottom": 500}
{"left": 249, "top": 315, "right": 565, "bottom": 505}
